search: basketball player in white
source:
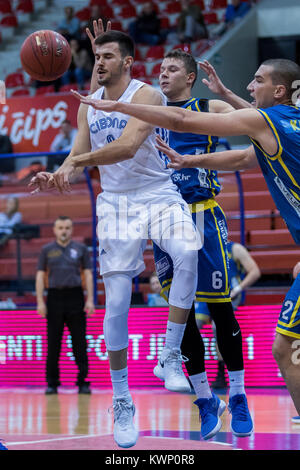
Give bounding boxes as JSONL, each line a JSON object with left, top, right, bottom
{"left": 30, "top": 30, "right": 200, "bottom": 449}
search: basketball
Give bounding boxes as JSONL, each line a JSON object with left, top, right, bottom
{"left": 20, "top": 30, "right": 72, "bottom": 81}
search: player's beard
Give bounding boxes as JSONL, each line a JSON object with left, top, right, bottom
{"left": 97, "top": 60, "right": 124, "bottom": 87}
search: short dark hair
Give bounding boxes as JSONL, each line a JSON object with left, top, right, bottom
{"left": 262, "top": 58, "right": 300, "bottom": 99}
{"left": 164, "top": 48, "right": 198, "bottom": 87}
{"left": 94, "top": 31, "right": 135, "bottom": 59}
{"left": 55, "top": 216, "right": 72, "bottom": 223}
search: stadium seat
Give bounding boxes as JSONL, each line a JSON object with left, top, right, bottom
{"left": 16, "top": 0, "right": 34, "bottom": 13}
{"left": 110, "top": 20, "right": 123, "bottom": 31}
{"left": 75, "top": 7, "right": 91, "bottom": 22}
{"left": 160, "top": 17, "right": 170, "bottom": 30}
{"left": 210, "top": 0, "right": 227, "bottom": 9}
{"left": 203, "top": 12, "right": 219, "bottom": 24}
{"left": 0, "top": 13, "right": 18, "bottom": 27}
{"left": 150, "top": 62, "right": 161, "bottom": 78}
{"left": 35, "top": 85, "right": 55, "bottom": 95}
{"left": 163, "top": 1, "right": 182, "bottom": 14}
{"left": 118, "top": 4, "right": 136, "bottom": 18}
{"left": 145, "top": 45, "right": 165, "bottom": 61}
{"left": 132, "top": 63, "right": 147, "bottom": 79}
{"left": 5, "top": 72, "right": 24, "bottom": 88}
{"left": 0, "top": 1, "right": 12, "bottom": 14}
{"left": 10, "top": 87, "right": 30, "bottom": 97}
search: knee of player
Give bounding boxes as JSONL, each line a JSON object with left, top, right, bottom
{"left": 272, "top": 337, "right": 285, "bottom": 363}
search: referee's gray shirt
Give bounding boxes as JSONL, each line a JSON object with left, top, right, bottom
{"left": 37, "top": 241, "right": 92, "bottom": 289}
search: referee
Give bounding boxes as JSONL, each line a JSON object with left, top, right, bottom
{"left": 36, "top": 215, "right": 95, "bottom": 394}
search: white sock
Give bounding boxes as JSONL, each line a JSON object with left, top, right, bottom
{"left": 165, "top": 320, "right": 186, "bottom": 350}
{"left": 110, "top": 367, "right": 131, "bottom": 400}
{"left": 228, "top": 370, "right": 245, "bottom": 398}
{"left": 189, "top": 372, "right": 213, "bottom": 399}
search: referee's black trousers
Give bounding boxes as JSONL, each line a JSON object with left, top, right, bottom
{"left": 46, "top": 287, "right": 89, "bottom": 387}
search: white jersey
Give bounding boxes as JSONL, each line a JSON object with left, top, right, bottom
{"left": 87, "top": 79, "right": 175, "bottom": 193}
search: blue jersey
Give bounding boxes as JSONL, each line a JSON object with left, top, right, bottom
{"left": 252, "top": 104, "right": 300, "bottom": 244}
{"left": 168, "top": 98, "right": 221, "bottom": 203}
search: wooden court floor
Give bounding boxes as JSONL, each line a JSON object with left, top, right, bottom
{"left": 0, "top": 387, "right": 299, "bottom": 451}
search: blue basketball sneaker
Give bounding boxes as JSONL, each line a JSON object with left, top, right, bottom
{"left": 194, "top": 393, "right": 226, "bottom": 440}
{"left": 0, "top": 440, "right": 7, "bottom": 450}
{"left": 228, "top": 393, "right": 253, "bottom": 437}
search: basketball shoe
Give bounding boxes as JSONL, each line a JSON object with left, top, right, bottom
{"left": 0, "top": 440, "right": 7, "bottom": 450}
{"left": 194, "top": 393, "right": 226, "bottom": 440}
{"left": 154, "top": 347, "right": 191, "bottom": 393}
{"left": 228, "top": 393, "right": 253, "bottom": 436}
{"left": 112, "top": 397, "right": 139, "bottom": 448}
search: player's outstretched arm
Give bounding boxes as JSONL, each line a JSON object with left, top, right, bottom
{"left": 72, "top": 90, "right": 262, "bottom": 137}
{"left": 199, "top": 60, "right": 253, "bottom": 110}
{"left": 156, "top": 136, "right": 258, "bottom": 171}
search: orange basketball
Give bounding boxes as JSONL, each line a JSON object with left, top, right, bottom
{"left": 20, "top": 30, "right": 72, "bottom": 81}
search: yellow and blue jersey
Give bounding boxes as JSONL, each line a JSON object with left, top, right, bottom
{"left": 168, "top": 98, "right": 221, "bottom": 203}
{"left": 252, "top": 104, "right": 300, "bottom": 245}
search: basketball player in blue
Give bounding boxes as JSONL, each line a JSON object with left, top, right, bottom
{"left": 74, "top": 48, "right": 255, "bottom": 439}
{"left": 90, "top": 58, "right": 300, "bottom": 417}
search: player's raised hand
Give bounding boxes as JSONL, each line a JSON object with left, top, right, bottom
{"left": 86, "top": 18, "right": 111, "bottom": 55}
{"left": 199, "top": 60, "right": 227, "bottom": 96}
{"left": 28, "top": 171, "right": 54, "bottom": 194}
{"left": 155, "top": 136, "right": 186, "bottom": 170}
{"left": 71, "top": 90, "right": 118, "bottom": 111}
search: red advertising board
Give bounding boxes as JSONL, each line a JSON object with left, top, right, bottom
{"left": 0, "top": 94, "right": 79, "bottom": 153}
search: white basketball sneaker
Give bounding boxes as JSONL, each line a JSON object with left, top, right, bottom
{"left": 112, "top": 397, "right": 139, "bottom": 448}
{"left": 154, "top": 347, "right": 191, "bottom": 393}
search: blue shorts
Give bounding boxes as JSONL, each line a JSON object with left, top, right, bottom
{"left": 153, "top": 199, "right": 231, "bottom": 304}
{"left": 276, "top": 274, "right": 300, "bottom": 339}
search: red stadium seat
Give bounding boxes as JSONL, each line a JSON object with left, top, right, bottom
{"left": 10, "top": 87, "right": 30, "bottom": 97}
{"left": 35, "top": 85, "right": 55, "bottom": 95}
{"left": 160, "top": 17, "right": 170, "bottom": 30}
{"left": 145, "top": 45, "right": 165, "bottom": 61}
{"left": 210, "top": 0, "right": 227, "bottom": 8}
{"left": 16, "top": 0, "right": 34, "bottom": 13}
{"left": 110, "top": 20, "right": 123, "bottom": 31}
{"left": 0, "top": 1, "right": 12, "bottom": 14}
{"left": 163, "top": 1, "right": 182, "bottom": 14}
{"left": 191, "top": 0, "right": 205, "bottom": 9}
{"left": 203, "top": 12, "right": 219, "bottom": 23}
{"left": 150, "top": 62, "right": 161, "bottom": 78}
{"left": 5, "top": 72, "right": 24, "bottom": 88}
{"left": 0, "top": 13, "right": 18, "bottom": 27}
{"left": 111, "top": 0, "right": 130, "bottom": 5}
{"left": 75, "top": 7, "right": 91, "bottom": 22}
{"left": 132, "top": 63, "right": 147, "bottom": 79}
{"left": 119, "top": 4, "right": 136, "bottom": 18}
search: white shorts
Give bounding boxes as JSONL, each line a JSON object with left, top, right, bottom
{"left": 97, "top": 185, "right": 200, "bottom": 276}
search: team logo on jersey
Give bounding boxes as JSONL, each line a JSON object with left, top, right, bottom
{"left": 89, "top": 117, "right": 127, "bottom": 134}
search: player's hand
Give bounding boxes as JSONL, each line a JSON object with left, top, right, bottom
{"left": 230, "top": 285, "right": 242, "bottom": 299}
{"left": 155, "top": 135, "right": 186, "bottom": 170}
{"left": 86, "top": 18, "right": 111, "bottom": 55}
{"left": 71, "top": 90, "right": 118, "bottom": 111}
{"left": 28, "top": 171, "right": 55, "bottom": 194}
{"left": 49, "top": 159, "right": 76, "bottom": 193}
{"left": 84, "top": 300, "right": 95, "bottom": 317}
{"left": 199, "top": 60, "right": 227, "bottom": 96}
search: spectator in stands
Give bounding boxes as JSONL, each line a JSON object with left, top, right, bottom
{"left": 0, "top": 197, "right": 22, "bottom": 246}
{"left": 212, "top": 0, "right": 251, "bottom": 37}
{"left": 57, "top": 6, "right": 81, "bottom": 41}
{"left": 0, "top": 132, "right": 14, "bottom": 173}
{"left": 60, "top": 38, "right": 93, "bottom": 90}
{"left": 147, "top": 272, "right": 168, "bottom": 307}
{"left": 48, "top": 120, "right": 77, "bottom": 170}
{"left": 169, "top": 0, "right": 208, "bottom": 44}
{"left": 128, "top": 2, "right": 165, "bottom": 46}
{"left": 36, "top": 215, "right": 94, "bottom": 395}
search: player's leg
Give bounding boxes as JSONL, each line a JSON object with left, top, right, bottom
{"left": 273, "top": 275, "right": 300, "bottom": 415}
{"left": 46, "top": 290, "right": 65, "bottom": 394}
{"left": 103, "top": 271, "right": 138, "bottom": 448}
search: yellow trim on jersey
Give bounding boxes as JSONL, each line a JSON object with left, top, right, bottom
{"left": 188, "top": 198, "right": 218, "bottom": 214}
{"left": 196, "top": 296, "right": 231, "bottom": 303}
{"left": 257, "top": 109, "right": 283, "bottom": 160}
{"left": 276, "top": 327, "right": 300, "bottom": 339}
